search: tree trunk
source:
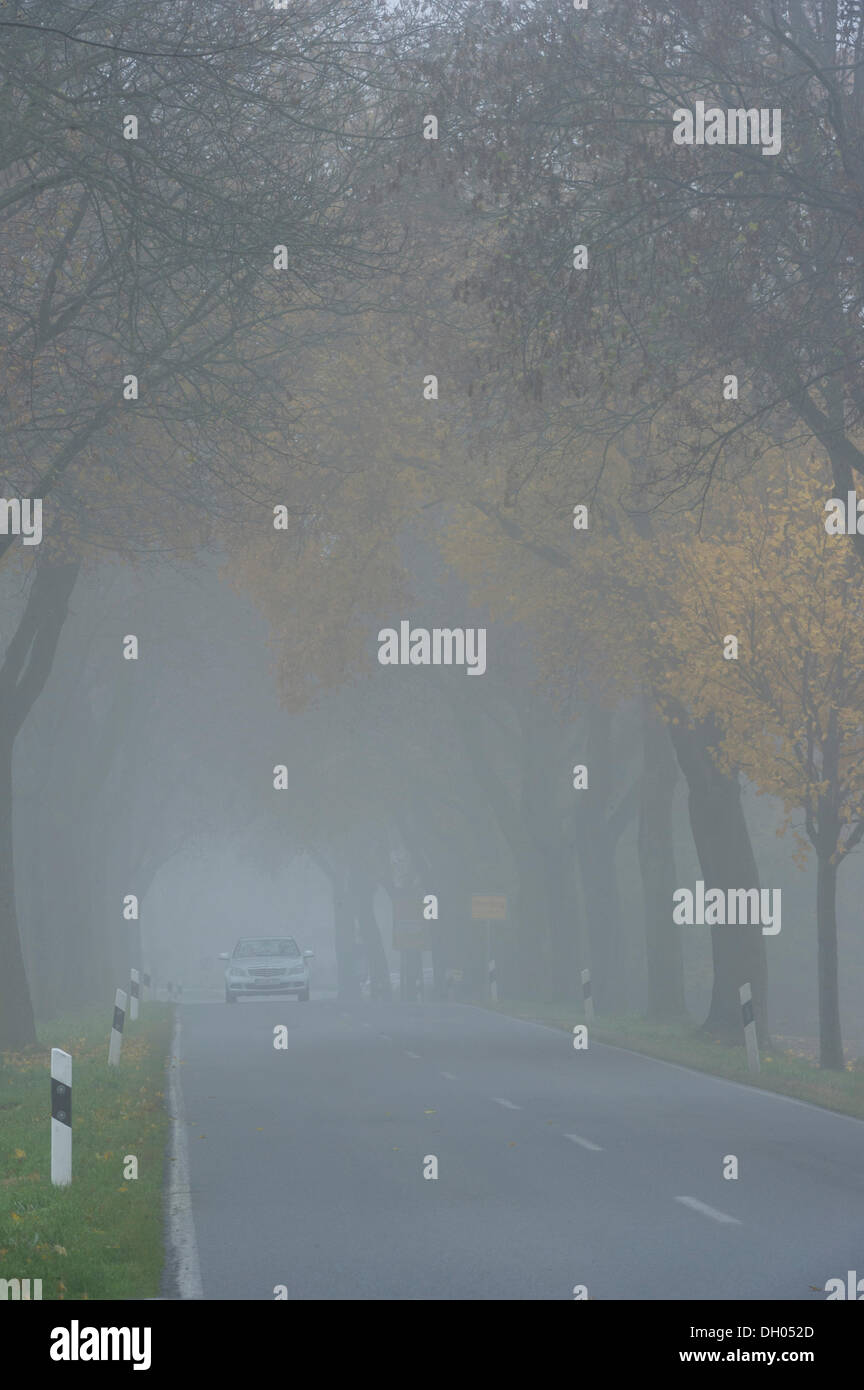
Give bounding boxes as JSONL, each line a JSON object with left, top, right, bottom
{"left": 0, "top": 562, "right": 79, "bottom": 1049}
{"left": 450, "top": 691, "right": 555, "bottom": 1002}
{"left": 539, "top": 841, "right": 579, "bottom": 1002}
{"left": 667, "top": 713, "right": 768, "bottom": 1044}
{"left": 638, "top": 699, "right": 685, "bottom": 1019}
{"left": 333, "top": 873, "right": 361, "bottom": 1002}
{"left": 816, "top": 853, "right": 844, "bottom": 1070}
{"left": 0, "top": 737, "right": 36, "bottom": 1048}
{"left": 352, "top": 869, "right": 392, "bottom": 1000}
{"left": 576, "top": 833, "right": 618, "bottom": 1011}
{"left": 572, "top": 704, "right": 639, "bottom": 1013}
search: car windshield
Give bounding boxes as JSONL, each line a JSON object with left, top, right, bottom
{"left": 234, "top": 939, "right": 300, "bottom": 958}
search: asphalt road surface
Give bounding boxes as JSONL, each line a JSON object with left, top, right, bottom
{"left": 170, "top": 997, "right": 864, "bottom": 1300}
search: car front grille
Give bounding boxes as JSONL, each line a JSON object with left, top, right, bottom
{"left": 249, "top": 968, "right": 284, "bottom": 978}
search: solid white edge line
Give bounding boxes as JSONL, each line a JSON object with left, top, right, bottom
{"left": 492, "top": 1097, "right": 521, "bottom": 1109}
{"left": 675, "top": 1195, "right": 741, "bottom": 1225}
{"left": 164, "top": 1011, "right": 205, "bottom": 1299}
{"left": 465, "top": 1004, "right": 864, "bottom": 1128}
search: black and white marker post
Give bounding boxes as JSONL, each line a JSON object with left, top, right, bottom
{"left": 581, "top": 968, "right": 594, "bottom": 1022}
{"left": 129, "top": 967, "right": 140, "bottom": 1022}
{"left": 108, "top": 988, "right": 127, "bottom": 1067}
{"left": 50, "top": 1048, "right": 72, "bottom": 1186}
{"left": 739, "top": 982, "right": 760, "bottom": 1074}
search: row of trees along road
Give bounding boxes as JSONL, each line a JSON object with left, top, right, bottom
{"left": 5, "top": 2, "right": 864, "bottom": 1072}
{"left": 222, "top": 7, "right": 864, "bottom": 1063}
{"left": 0, "top": 0, "right": 406, "bottom": 1049}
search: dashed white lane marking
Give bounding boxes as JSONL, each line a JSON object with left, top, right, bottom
{"left": 492, "top": 1097, "right": 521, "bottom": 1110}
{"left": 378, "top": 1034, "right": 392, "bottom": 1041}
{"left": 675, "top": 1196, "right": 741, "bottom": 1225}
{"left": 441, "top": 1072, "right": 458, "bottom": 1080}
{"left": 404, "top": 1050, "right": 421, "bottom": 1059}
{"left": 564, "top": 1133, "right": 603, "bottom": 1152}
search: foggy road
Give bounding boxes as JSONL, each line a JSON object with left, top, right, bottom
{"left": 169, "top": 1001, "right": 864, "bottom": 1301}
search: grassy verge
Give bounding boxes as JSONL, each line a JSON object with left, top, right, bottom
{"left": 0, "top": 1002, "right": 172, "bottom": 1300}
{"left": 479, "top": 1000, "right": 864, "bottom": 1122}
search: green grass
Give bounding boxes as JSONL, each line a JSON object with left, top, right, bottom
{"left": 0, "top": 1002, "right": 172, "bottom": 1300}
{"left": 478, "top": 1000, "right": 864, "bottom": 1121}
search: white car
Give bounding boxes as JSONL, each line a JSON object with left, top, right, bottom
{"left": 220, "top": 937, "right": 313, "bottom": 1003}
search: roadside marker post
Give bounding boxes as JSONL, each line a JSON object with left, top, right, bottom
{"left": 740, "top": 983, "right": 760, "bottom": 1074}
{"left": 50, "top": 1049, "right": 72, "bottom": 1186}
{"left": 108, "top": 989, "right": 127, "bottom": 1066}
